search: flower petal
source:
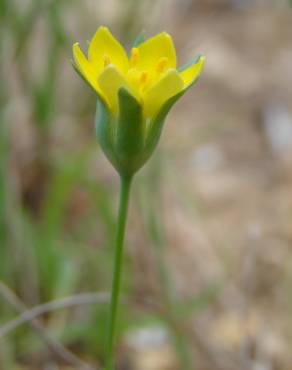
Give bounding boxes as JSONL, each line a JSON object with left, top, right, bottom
{"left": 73, "top": 43, "right": 100, "bottom": 93}
{"left": 143, "top": 69, "right": 184, "bottom": 118}
{"left": 180, "top": 55, "right": 205, "bottom": 88}
{"left": 98, "top": 65, "right": 137, "bottom": 115}
{"left": 136, "top": 32, "right": 176, "bottom": 72}
{"left": 88, "top": 26, "right": 129, "bottom": 74}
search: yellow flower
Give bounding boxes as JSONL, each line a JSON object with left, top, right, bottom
{"left": 73, "top": 26, "right": 205, "bottom": 119}
{"left": 72, "top": 27, "right": 205, "bottom": 176}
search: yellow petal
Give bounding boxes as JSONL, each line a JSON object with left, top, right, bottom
{"left": 73, "top": 43, "right": 100, "bottom": 92}
{"left": 88, "top": 26, "right": 129, "bottom": 74}
{"left": 180, "top": 56, "right": 205, "bottom": 88}
{"left": 143, "top": 69, "right": 184, "bottom": 118}
{"left": 98, "top": 65, "right": 137, "bottom": 115}
{"left": 136, "top": 32, "right": 176, "bottom": 73}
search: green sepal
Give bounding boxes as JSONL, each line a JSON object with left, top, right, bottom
{"left": 142, "top": 88, "right": 190, "bottom": 163}
{"left": 115, "top": 88, "right": 144, "bottom": 175}
{"left": 142, "top": 74, "right": 204, "bottom": 163}
{"left": 177, "top": 54, "right": 203, "bottom": 72}
{"left": 132, "top": 31, "right": 145, "bottom": 48}
{"left": 95, "top": 89, "right": 145, "bottom": 177}
{"left": 95, "top": 96, "right": 120, "bottom": 171}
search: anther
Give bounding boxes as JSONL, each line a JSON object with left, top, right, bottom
{"left": 156, "top": 57, "right": 168, "bottom": 74}
{"left": 139, "top": 71, "right": 148, "bottom": 86}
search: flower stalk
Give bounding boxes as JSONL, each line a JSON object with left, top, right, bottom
{"left": 72, "top": 26, "right": 205, "bottom": 369}
{"left": 105, "top": 175, "right": 132, "bottom": 370}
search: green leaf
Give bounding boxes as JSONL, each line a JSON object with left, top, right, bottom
{"left": 0, "top": 120, "right": 8, "bottom": 280}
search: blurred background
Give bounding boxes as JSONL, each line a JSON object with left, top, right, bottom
{"left": 1, "top": 0, "right": 292, "bottom": 369}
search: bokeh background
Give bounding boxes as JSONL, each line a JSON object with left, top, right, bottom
{"left": 1, "top": 0, "right": 292, "bottom": 369}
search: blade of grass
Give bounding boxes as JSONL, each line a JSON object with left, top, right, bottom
{"left": 137, "top": 154, "right": 193, "bottom": 370}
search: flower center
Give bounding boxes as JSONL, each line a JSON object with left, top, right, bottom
{"left": 126, "top": 68, "right": 148, "bottom": 95}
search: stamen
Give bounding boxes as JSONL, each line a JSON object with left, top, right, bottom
{"left": 130, "top": 47, "right": 139, "bottom": 65}
{"left": 103, "top": 55, "right": 111, "bottom": 67}
{"left": 156, "top": 57, "right": 168, "bottom": 74}
{"left": 139, "top": 71, "right": 148, "bottom": 86}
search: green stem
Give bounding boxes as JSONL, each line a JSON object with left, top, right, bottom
{"left": 105, "top": 175, "right": 133, "bottom": 370}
